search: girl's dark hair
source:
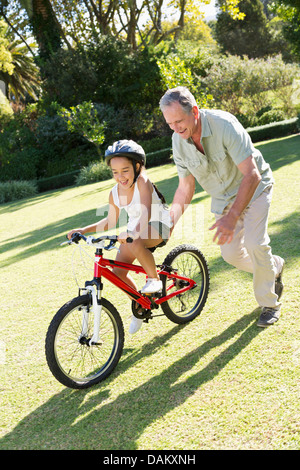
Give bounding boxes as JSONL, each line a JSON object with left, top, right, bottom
{"left": 152, "top": 183, "right": 166, "bottom": 205}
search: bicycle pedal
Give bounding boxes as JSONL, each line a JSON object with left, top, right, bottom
{"left": 144, "top": 291, "right": 162, "bottom": 297}
{"left": 144, "top": 317, "right": 152, "bottom": 323}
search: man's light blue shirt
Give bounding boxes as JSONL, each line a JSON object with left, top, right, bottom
{"left": 172, "top": 109, "right": 274, "bottom": 214}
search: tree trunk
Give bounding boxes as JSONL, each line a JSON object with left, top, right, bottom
{"left": 22, "top": 0, "right": 62, "bottom": 62}
{"left": 127, "top": 0, "right": 137, "bottom": 49}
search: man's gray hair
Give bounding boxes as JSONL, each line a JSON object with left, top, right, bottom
{"left": 159, "top": 86, "right": 197, "bottom": 114}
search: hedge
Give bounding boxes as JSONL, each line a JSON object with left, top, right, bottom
{"left": 144, "top": 147, "right": 172, "bottom": 167}
{"left": 247, "top": 117, "right": 299, "bottom": 143}
{"left": 36, "top": 170, "right": 80, "bottom": 192}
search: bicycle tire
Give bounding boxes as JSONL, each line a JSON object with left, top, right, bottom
{"left": 160, "top": 244, "right": 209, "bottom": 324}
{"left": 45, "top": 295, "right": 124, "bottom": 389}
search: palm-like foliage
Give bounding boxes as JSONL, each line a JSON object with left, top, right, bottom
{"left": 0, "top": 25, "right": 41, "bottom": 104}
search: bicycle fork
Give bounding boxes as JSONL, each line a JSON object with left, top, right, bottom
{"left": 80, "top": 284, "right": 103, "bottom": 346}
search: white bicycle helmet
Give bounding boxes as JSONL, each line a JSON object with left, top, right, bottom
{"left": 105, "top": 140, "right": 146, "bottom": 166}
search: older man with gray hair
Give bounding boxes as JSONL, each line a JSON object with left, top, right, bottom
{"left": 160, "top": 86, "right": 284, "bottom": 327}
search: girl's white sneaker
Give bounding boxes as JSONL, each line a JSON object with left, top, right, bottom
{"left": 129, "top": 316, "right": 143, "bottom": 334}
{"left": 141, "top": 278, "right": 162, "bottom": 294}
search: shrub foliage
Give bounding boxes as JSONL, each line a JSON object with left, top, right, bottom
{"left": 0, "top": 27, "right": 299, "bottom": 201}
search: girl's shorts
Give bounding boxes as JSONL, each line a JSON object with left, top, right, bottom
{"left": 148, "top": 221, "right": 171, "bottom": 252}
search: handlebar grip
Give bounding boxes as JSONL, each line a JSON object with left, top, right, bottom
{"left": 71, "top": 232, "right": 86, "bottom": 244}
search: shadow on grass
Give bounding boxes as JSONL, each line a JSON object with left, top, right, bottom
{"left": 0, "top": 181, "right": 208, "bottom": 269}
{"left": 0, "top": 181, "right": 115, "bottom": 216}
{"left": 255, "top": 134, "right": 300, "bottom": 173}
{"left": 0, "top": 208, "right": 98, "bottom": 268}
{"left": 0, "top": 190, "right": 65, "bottom": 216}
{"left": 0, "top": 307, "right": 262, "bottom": 450}
{"left": 269, "top": 209, "right": 300, "bottom": 259}
{"left": 1, "top": 205, "right": 299, "bottom": 276}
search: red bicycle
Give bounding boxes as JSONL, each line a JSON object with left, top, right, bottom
{"left": 45, "top": 233, "right": 209, "bottom": 389}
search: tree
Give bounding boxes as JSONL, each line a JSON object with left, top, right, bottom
{"left": 177, "top": 16, "right": 216, "bottom": 43}
{"left": 1, "top": 36, "right": 41, "bottom": 106}
{"left": 0, "top": 0, "right": 37, "bottom": 57}
{"left": 273, "top": 0, "right": 300, "bottom": 60}
{"left": 15, "top": 0, "right": 63, "bottom": 62}
{"left": 0, "top": 18, "right": 40, "bottom": 106}
{"left": 3, "top": 1, "right": 243, "bottom": 52}
{"left": 41, "top": 35, "right": 163, "bottom": 110}
{"left": 215, "top": 0, "right": 280, "bottom": 58}
{"left": 57, "top": 101, "right": 106, "bottom": 157}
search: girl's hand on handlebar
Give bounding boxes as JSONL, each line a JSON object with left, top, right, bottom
{"left": 67, "top": 229, "right": 85, "bottom": 240}
{"left": 118, "top": 231, "right": 136, "bottom": 244}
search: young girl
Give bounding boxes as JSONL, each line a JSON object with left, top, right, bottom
{"left": 67, "top": 139, "right": 172, "bottom": 334}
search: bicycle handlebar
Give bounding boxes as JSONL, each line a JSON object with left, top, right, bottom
{"left": 63, "top": 232, "right": 133, "bottom": 246}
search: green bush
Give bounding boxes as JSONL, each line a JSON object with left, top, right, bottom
{"left": 257, "top": 109, "right": 286, "bottom": 126}
{"left": 0, "top": 107, "right": 98, "bottom": 182}
{"left": 0, "top": 115, "right": 39, "bottom": 181}
{"left": 237, "top": 107, "right": 288, "bottom": 129}
{"left": 41, "top": 48, "right": 97, "bottom": 108}
{"left": 203, "top": 54, "right": 300, "bottom": 120}
{"left": 157, "top": 52, "right": 213, "bottom": 109}
{"left": 0, "top": 147, "right": 41, "bottom": 181}
{"left": 146, "top": 148, "right": 172, "bottom": 167}
{"left": 42, "top": 36, "right": 163, "bottom": 110}
{"left": 0, "top": 180, "right": 37, "bottom": 204}
{"left": 94, "top": 103, "right": 167, "bottom": 143}
{"left": 34, "top": 112, "right": 93, "bottom": 177}
{"left": 75, "top": 161, "right": 112, "bottom": 185}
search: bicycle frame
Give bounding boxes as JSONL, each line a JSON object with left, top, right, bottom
{"left": 69, "top": 235, "right": 197, "bottom": 346}
{"left": 89, "top": 247, "right": 197, "bottom": 311}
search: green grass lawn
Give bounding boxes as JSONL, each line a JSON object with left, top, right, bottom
{"left": 0, "top": 134, "right": 299, "bottom": 450}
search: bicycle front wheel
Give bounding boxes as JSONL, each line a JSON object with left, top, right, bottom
{"left": 45, "top": 295, "right": 124, "bottom": 389}
{"left": 160, "top": 245, "right": 209, "bottom": 324}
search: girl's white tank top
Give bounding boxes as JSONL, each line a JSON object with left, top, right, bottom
{"left": 111, "top": 178, "right": 172, "bottom": 232}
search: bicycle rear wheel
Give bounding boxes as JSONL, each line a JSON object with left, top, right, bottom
{"left": 45, "top": 295, "right": 124, "bottom": 389}
{"left": 160, "top": 244, "right": 209, "bottom": 324}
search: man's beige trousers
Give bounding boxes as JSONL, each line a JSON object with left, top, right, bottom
{"left": 215, "top": 186, "right": 282, "bottom": 309}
